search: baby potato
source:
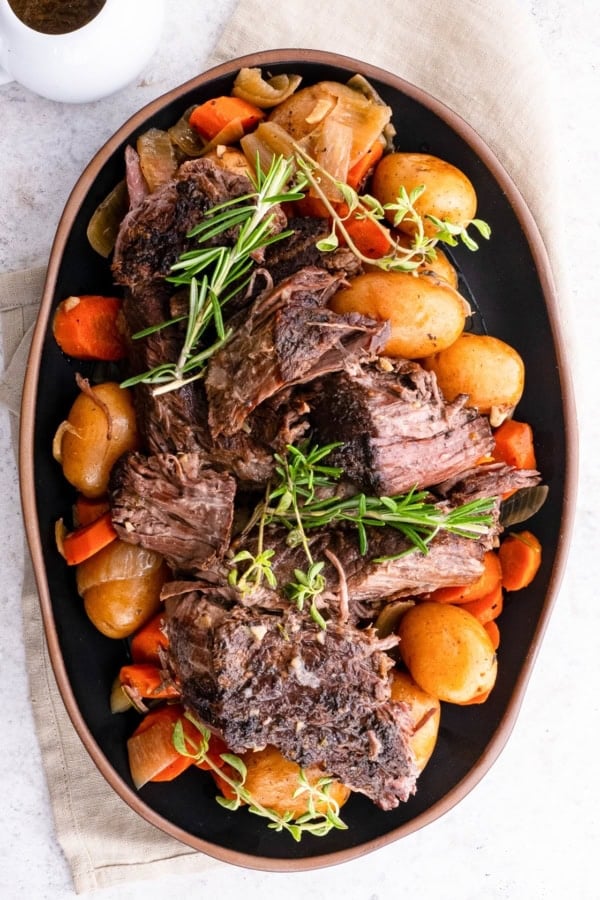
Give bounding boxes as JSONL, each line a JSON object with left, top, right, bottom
{"left": 423, "top": 332, "right": 525, "bottom": 418}
{"left": 235, "top": 745, "right": 351, "bottom": 818}
{"left": 77, "top": 539, "right": 168, "bottom": 639}
{"left": 371, "top": 152, "right": 477, "bottom": 238}
{"left": 418, "top": 248, "right": 458, "bottom": 289}
{"left": 55, "top": 381, "right": 139, "bottom": 498}
{"left": 397, "top": 601, "right": 497, "bottom": 704}
{"left": 367, "top": 237, "right": 458, "bottom": 287}
{"left": 389, "top": 669, "right": 441, "bottom": 773}
{"left": 330, "top": 270, "right": 468, "bottom": 358}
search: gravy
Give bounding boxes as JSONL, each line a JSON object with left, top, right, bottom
{"left": 8, "top": 0, "right": 107, "bottom": 35}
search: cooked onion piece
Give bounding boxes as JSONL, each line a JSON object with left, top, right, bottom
{"left": 168, "top": 106, "right": 206, "bottom": 157}
{"left": 233, "top": 67, "right": 303, "bottom": 108}
{"left": 137, "top": 128, "right": 179, "bottom": 193}
{"left": 76, "top": 539, "right": 168, "bottom": 639}
{"left": 240, "top": 121, "right": 300, "bottom": 174}
{"left": 86, "top": 179, "right": 129, "bottom": 258}
{"left": 56, "top": 381, "right": 139, "bottom": 498}
{"left": 268, "top": 80, "right": 392, "bottom": 170}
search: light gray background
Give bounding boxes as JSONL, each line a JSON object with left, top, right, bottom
{"left": 1, "top": 1, "right": 598, "bottom": 897}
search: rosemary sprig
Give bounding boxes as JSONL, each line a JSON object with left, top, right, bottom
{"left": 122, "top": 154, "right": 305, "bottom": 395}
{"left": 173, "top": 712, "right": 347, "bottom": 841}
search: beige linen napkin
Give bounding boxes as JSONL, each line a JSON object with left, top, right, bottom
{"left": 0, "top": 0, "right": 566, "bottom": 893}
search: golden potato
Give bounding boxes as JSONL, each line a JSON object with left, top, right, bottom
{"left": 330, "top": 270, "right": 468, "bottom": 358}
{"left": 397, "top": 601, "right": 497, "bottom": 704}
{"left": 389, "top": 669, "right": 441, "bottom": 772}
{"left": 364, "top": 244, "right": 458, "bottom": 287}
{"left": 371, "top": 152, "right": 477, "bottom": 238}
{"left": 55, "top": 381, "right": 138, "bottom": 498}
{"left": 418, "top": 247, "right": 458, "bottom": 288}
{"left": 232, "top": 745, "right": 351, "bottom": 818}
{"left": 77, "top": 539, "right": 168, "bottom": 638}
{"left": 423, "top": 332, "right": 525, "bottom": 418}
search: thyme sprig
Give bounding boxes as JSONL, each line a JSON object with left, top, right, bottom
{"left": 173, "top": 712, "right": 347, "bottom": 841}
{"left": 294, "top": 148, "right": 491, "bottom": 272}
{"left": 264, "top": 442, "right": 495, "bottom": 556}
{"left": 268, "top": 443, "right": 343, "bottom": 627}
{"left": 122, "top": 154, "right": 306, "bottom": 395}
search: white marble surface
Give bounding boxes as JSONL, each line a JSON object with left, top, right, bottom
{"left": 1, "top": 1, "right": 599, "bottom": 898}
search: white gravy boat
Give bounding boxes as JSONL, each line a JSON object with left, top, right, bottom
{"left": 0, "top": 0, "right": 165, "bottom": 103}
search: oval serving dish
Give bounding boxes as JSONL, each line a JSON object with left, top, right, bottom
{"left": 19, "top": 49, "right": 577, "bottom": 870}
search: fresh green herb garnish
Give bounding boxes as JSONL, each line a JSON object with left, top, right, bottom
{"left": 294, "top": 147, "right": 491, "bottom": 271}
{"left": 121, "top": 154, "right": 306, "bottom": 395}
{"left": 264, "top": 442, "right": 495, "bottom": 553}
{"left": 122, "top": 149, "right": 490, "bottom": 396}
{"left": 173, "top": 712, "right": 347, "bottom": 841}
{"left": 229, "top": 442, "right": 495, "bottom": 625}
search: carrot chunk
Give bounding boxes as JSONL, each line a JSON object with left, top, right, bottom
{"left": 498, "top": 530, "right": 542, "bottom": 591}
{"left": 73, "top": 494, "right": 110, "bottom": 528}
{"left": 61, "top": 511, "right": 117, "bottom": 565}
{"left": 130, "top": 612, "right": 170, "bottom": 666}
{"left": 119, "top": 664, "right": 180, "bottom": 701}
{"left": 346, "top": 139, "right": 385, "bottom": 189}
{"left": 127, "top": 705, "right": 226, "bottom": 788}
{"left": 341, "top": 211, "right": 393, "bottom": 259}
{"left": 52, "top": 295, "right": 127, "bottom": 361}
{"left": 189, "top": 96, "right": 265, "bottom": 141}
{"left": 484, "top": 619, "right": 501, "bottom": 650}
{"left": 127, "top": 705, "right": 193, "bottom": 788}
{"left": 461, "top": 582, "right": 504, "bottom": 625}
{"left": 429, "top": 551, "right": 502, "bottom": 605}
{"left": 493, "top": 419, "right": 537, "bottom": 470}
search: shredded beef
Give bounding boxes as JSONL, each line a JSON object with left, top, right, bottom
{"left": 112, "top": 158, "right": 264, "bottom": 291}
{"left": 110, "top": 451, "right": 236, "bottom": 575}
{"left": 205, "top": 266, "right": 390, "bottom": 438}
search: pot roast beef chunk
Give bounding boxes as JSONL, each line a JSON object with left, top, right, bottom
{"left": 309, "top": 358, "right": 495, "bottom": 496}
{"left": 263, "top": 215, "right": 363, "bottom": 283}
{"left": 112, "top": 158, "right": 264, "bottom": 291}
{"left": 165, "top": 590, "right": 418, "bottom": 809}
{"left": 110, "top": 451, "right": 236, "bottom": 575}
{"left": 137, "top": 382, "right": 308, "bottom": 490}
{"left": 209, "top": 520, "right": 489, "bottom": 622}
{"left": 434, "top": 460, "right": 542, "bottom": 502}
{"left": 205, "top": 266, "right": 390, "bottom": 438}
{"left": 332, "top": 528, "right": 488, "bottom": 616}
